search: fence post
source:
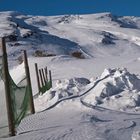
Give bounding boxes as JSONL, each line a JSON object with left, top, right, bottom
{"left": 45, "top": 67, "right": 48, "bottom": 82}
{"left": 0, "top": 38, "right": 15, "bottom": 136}
{"left": 49, "top": 70, "right": 52, "bottom": 87}
{"left": 39, "top": 69, "right": 44, "bottom": 87}
{"left": 23, "top": 50, "right": 35, "bottom": 114}
{"left": 41, "top": 69, "right": 46, "bottom": 84}
{"left": 35, "top": 63, "right": 40, "bottom": 93}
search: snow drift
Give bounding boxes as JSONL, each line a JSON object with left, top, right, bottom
{"left": 83, "top": 68, "right": 140, "bottom": 112}
{"left": 35, "top": 77, "right": 90, "bottom": 112}
{"left": 35, "top": 68, "right": 140, "bottom": 113}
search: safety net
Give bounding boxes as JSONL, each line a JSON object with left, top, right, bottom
{"left": 40, "top": 81, "right": 52, "bottom": 94}
{"left": 0, "top": 66, "right": 31, "bottom": 128}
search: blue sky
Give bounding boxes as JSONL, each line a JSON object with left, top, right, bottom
{"left": 0, "top": 0, "right": 140, "bottom": 16}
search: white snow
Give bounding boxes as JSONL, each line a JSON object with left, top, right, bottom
{"left": 0, "top": 11, "right": 140, "bottom": 140}
{"left": 132, "top": 131, "right": 140, "bottom": 140}
{"left": 34, "top": 77, "right": 90, "bottom": 112}
{"left": 83, "top": 68, "right": 140, "bottom": 112}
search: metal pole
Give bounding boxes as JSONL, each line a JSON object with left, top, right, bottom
{"left": 49, "top": 70, "right": 52, "bottom": 88}
{"left": 0, "top": 38, "right": 15, "bottom": 136}
{"left": 35, "top": 63, "right": 40, "bottom": 93}
{"left": 23, "top": 50, "right": 35, "bottom": 114}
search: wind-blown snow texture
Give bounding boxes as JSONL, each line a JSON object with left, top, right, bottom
{"left": 83, "top": 68, "right": 140, "bottom": 112}
{"left": 0, "top": 11, "right": 140, "bottom": 140}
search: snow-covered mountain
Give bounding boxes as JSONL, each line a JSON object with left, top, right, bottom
{"left": 1, "top": 11, "right": 140, "bottom": 140}
{"left": 0, "top": 11, "right": 140, "bottom": 61}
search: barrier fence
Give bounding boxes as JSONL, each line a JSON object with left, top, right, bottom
{"left": 35, "top": 63, "right": 52, "bottom": 95}
{"left": 0, "top": 38, "right": 35, "bottom": 137}
{"left": 0, "top": 37, "right": 53, "bottom": 138}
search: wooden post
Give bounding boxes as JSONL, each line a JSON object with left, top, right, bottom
{"left": 49, "top": 70, "right": 52, "bottom": 87}
{"left": 45, "top": 67, "right": 48, "bottom": 82}
{"left": 35, "top": 63, "right": 40, "bottom": 93}
{"left": 41, "top": 69, "right": 46, "bottom": 84}
{"left": 39, "top": 69, "right": 44, "bottom": 87}
{"left": 23, "top": 50, "right": 35, "bottom": 114}
{"left": 0, "top": 38, "right": 15, "bottom": 136}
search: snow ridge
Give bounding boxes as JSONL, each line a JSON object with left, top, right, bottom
{"left": 83, "top": 68, "right": 140, "bottom": 112}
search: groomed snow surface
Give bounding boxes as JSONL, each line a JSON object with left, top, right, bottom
{"left": 4, "top": 63, "right": 140, "bottom": 140}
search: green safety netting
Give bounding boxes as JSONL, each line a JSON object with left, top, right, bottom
{"left": 0, "top": 67, "right": 31, "bottom": 127}
{"left": 40, "top": 81, "right": 52, "bottom": 94}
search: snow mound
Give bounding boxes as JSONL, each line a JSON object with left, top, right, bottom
{"left": 132, "top": 131, "right": 140, "bottom": 140}
{"left": 54, "top": 78, "right": 90, "bottom": 98}
{"left": 35, "top": 77, "right": 90, "bottom": 112}
{"left": 83, "top": 68, "right": 140, "bottom": 112}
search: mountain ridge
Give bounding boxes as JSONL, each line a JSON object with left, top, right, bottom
{"left": 0, "top": 11, "right": 140, "bottom": 62}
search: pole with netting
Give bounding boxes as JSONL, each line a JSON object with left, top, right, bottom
{"left": 49, "top": 70, "right": 52, "bottom": 88}
{"left": 0, "top": 37, "right": 15, "bottom": 136}
{"left": 23, "top": 50, "right": 35, "bottom": 114}
{"left": 41, "top": 68, "right": 46, "bottom": 84}
{"left": 35, "top": 63, "right": 41, "bottom": 93}
{"left": 45, "top": 67, "right": 48, "bottom": 82}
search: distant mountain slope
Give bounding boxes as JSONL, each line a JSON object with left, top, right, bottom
{"left": 0, "top": 11, "right": 140, "bottom": 61}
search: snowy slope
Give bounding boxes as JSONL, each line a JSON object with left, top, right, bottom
{"left": 0, "top": 11, "right": 140, "bottom": 61}
{"left": 83, "top": 68, "right": 140, "bottom": 112}
{"left": 4, "top": 68, "right": 140, "bottom": 140}
{"left": 0, "top": 11, "right": 140, "bottom": 140}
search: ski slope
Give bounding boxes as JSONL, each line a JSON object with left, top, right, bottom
{"left": 1, "top": 56, "right": 139, "bottom": 140}
{"left": 0, "top": 11, "right": 140, "bottom": 139}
